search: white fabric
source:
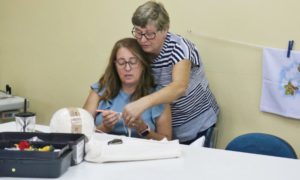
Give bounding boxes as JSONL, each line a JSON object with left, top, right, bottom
{"left": 260, "top": 47, "right": 300, "bottom": 119}
{"left": 190, "top": 136, "right": 205, "bottom": 147}
{"left": 84, "top": 135, "right": 181, "bottom": 163}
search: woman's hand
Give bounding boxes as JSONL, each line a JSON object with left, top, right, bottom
{"left": 96, "top": 110, "right": 121, "bottom": 132}
{"left": 125, "top": 116, "right": 147, "bottom": 133}
{"left": 123, "top": 98, "right": 148, "bottom": 124}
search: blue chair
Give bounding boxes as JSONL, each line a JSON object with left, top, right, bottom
{"left": 225, "top": 133, "right": 297, "bottom": 159}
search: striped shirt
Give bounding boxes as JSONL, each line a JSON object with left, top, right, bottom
{"left": 151, "top": 32, "right": 219, "bottom": 141}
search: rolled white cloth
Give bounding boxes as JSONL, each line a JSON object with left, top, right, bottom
{"left": 84, "top": 135, "right": 182, "bottom": 163}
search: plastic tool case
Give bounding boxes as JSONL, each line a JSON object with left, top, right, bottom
{"left": 0, "top": 132, "right": 86, "bottom": 178}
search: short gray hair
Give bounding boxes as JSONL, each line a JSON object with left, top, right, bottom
{"left": 132, "top": 1, "right": 170, "bottom": 31}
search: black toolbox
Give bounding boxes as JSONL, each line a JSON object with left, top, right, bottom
{"left": 0, "top": 132, "right": 86, "bottom": 178}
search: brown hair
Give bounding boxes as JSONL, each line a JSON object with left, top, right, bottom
{"left": 98, "top": 38, "right": 155, "bottom": 101}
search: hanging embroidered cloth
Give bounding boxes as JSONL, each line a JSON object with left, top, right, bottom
{"left": 260, "top": 47, "right": 300, "bottom": 119}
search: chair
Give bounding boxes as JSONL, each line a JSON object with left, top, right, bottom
{"left": 204, "top": 125, "right": 218, "bottom": 148}
{"left": 225, "top": 133, "right": 297, "bottom": 159}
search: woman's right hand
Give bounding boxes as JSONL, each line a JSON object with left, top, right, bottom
{"left": 123, "top": 98, "right": 148, "bottom": 124}
{"left": 96, "top": 110, "right": 121, "bottom": 132}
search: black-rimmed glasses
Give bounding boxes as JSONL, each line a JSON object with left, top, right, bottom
{"left": 115, "top": 58, "right": 139, "bottom": 69}
{"left": 131, "top": 27, "right": 156, "bottom": 40}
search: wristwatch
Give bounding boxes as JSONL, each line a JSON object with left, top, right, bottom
{"left": 139, "top": 124, "right": 150, "bottom": 137}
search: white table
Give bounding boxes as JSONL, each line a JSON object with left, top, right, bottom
{"left": 1, "top": 122, "right": 300, "bottom": 180}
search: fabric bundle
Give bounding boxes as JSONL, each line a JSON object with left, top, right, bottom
{"left": 85, "top": 134, "right": 181, "bottom": 163}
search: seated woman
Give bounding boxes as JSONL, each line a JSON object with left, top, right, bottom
{"left": 83, "top": 38, "right": 171, "bottom": 140}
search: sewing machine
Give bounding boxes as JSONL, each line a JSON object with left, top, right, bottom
{"left": 0, "top": 91, "right": 25, "bottom": 121}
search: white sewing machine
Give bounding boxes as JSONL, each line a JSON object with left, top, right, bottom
{"left": 0, "top": 91, "right": 25, "bottom": 119}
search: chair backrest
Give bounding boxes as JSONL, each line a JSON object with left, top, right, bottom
{"left": 225, "top": 133, "right": 297, "bottom": 159}
{"left": 204, "top": 125, "right": 218, "bottom": 148}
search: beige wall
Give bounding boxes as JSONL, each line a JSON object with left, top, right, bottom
{"left": 1, "top": 0, "right": 300, "bottom": 155}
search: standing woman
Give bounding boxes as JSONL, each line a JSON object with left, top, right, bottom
{"left": 122, "top": 1, "right": 219, "bottom": 145}
{"left": 84, "top": 38, "right": 172, "bottom": 140}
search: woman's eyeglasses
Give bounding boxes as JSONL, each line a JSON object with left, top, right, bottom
{"left": 115, "top": 58, "right": 139, "bottom": 69}
{"left": 131, "top": 27, "right": 156, "bottom": 40}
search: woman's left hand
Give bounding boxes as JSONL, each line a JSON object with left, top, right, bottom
{"left": 96, "top": 109, "right": 121, "bottom": 131}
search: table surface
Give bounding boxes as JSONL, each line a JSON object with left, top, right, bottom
{"left": 1, "top": 122, "right": 300, "bottom": 180}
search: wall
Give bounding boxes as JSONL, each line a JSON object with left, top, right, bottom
{"left": 1, "top": 0, "right": 299, "bottom": 155}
